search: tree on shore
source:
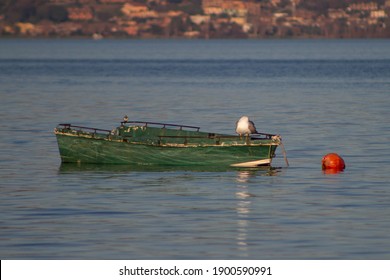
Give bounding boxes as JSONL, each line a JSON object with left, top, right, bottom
{"left": 37, "top": 5, "right": 69, "bottom": 23}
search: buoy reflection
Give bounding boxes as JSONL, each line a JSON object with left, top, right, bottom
{"left": 322, "top": 168, "right": 345, "bottom": 175}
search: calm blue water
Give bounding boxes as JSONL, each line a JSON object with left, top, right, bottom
{"left": 0, "top": 39, "right": 390, "bottom": 259}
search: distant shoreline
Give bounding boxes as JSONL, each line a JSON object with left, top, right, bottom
{"left": 1, "top": 35, "right": 389, "bottom": 40}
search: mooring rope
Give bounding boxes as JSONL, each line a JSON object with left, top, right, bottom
{"left": 280, "top": 141, "right": 289, "bottom": 167}
{"left": 272, "top": 135, "right": 289, "bottom": 167}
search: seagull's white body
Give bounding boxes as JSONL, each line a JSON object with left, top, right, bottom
{"left": 235, "top": 116, "right": 258, "bottom": 136}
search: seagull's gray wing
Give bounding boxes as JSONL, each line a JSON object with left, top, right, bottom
{"left": 248, "top": 120, "right": 258, "bottom": 134}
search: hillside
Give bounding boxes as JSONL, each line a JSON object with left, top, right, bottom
{"left": 1, "top": 0, "right": 389, "bottom": 38}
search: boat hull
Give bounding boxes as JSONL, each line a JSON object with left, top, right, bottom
{"left": 55, "top": 133, "right": 278, "bottom": 167}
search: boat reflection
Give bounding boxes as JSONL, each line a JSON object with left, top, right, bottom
{"left": 59, "top": 163, "right": 282, "bottom": 174}
{"left": 235, "top": 170, "right": 256, "bottom": 258}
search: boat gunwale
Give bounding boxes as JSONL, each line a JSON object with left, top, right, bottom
{"left": 54, "top": 130, "right": 279, "bottom": 147}
{"left": 56, "top": 122, "right": 278, "bottom": 141}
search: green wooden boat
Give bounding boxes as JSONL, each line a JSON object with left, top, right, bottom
{"left": 54, "top": 120, "right": 283, "bottom": 167}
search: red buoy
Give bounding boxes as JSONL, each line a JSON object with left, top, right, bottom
{"left": 322, "top": 153, "right": 345, "bottom": 171}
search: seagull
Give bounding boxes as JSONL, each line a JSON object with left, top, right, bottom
{"left": 235, "top": 116, "right": 258, "bottom": 137}
{"left": 123, "top": 115, "right": 129, "bottom": 123}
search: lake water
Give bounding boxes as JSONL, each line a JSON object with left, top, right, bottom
{"left": 0, "top": 39, "right": 389, "bottom": 259}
